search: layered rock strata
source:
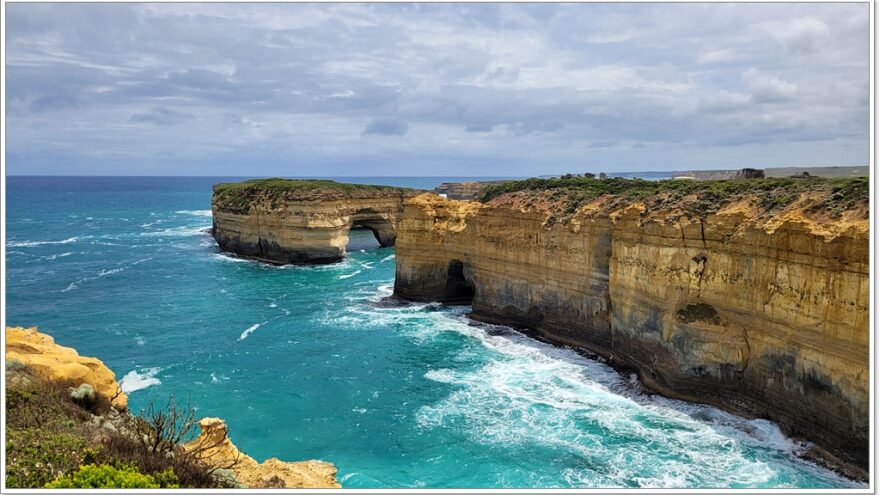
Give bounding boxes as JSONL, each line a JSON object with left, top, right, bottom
{"left": 212, "top": 179, "right": 420, "bottom": 264}
{"left": 394, "top": 183, "right": 869, "bottom": 476}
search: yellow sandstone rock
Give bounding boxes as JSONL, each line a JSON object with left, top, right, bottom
{"left": 184, "top": 417, "right": 340, "bottom": 489}
{"left": 394, "top": 189, "right": 869, "bottom": 475}
{"left": 211, "top": 180, "right": 421, "bottom": 264}
{"left": 5, "top": 326, "right": 128, "bottom": 409}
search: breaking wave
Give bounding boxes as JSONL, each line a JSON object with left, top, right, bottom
{"left": 175, "top": 210, "right": 213, "bottom": 217}
{"left": 120, "top": 367, "right": 162, "bottom": 393}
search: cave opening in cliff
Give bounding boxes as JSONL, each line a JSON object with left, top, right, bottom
{"left": 348, "top": 216, "right": 397, "bottom": 251}
{"left": 444, "top": 260, "right": 475, "bottom": 304}
{"left": 348, "top": 224, "right": 383, "bottom": 251}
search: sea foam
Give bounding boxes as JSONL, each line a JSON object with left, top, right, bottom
{"left": 7, "top": 236, "right": 80, "bottom": 247}
{"left": 120, "top": 367, "right": 162, "bottom": 393}
{"left": 176, "top": 210, "right": 213, "bottom": 217}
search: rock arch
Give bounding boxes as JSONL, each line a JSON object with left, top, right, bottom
{"left": 348, "top": 213, "right": 397, "bottom": 248}
{"left": 211, "top": 179, "right": 421, "bottom": 264}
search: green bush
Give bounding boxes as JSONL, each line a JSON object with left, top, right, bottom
{"left": 45, "top": 464, "right": 179, "bottom": 489}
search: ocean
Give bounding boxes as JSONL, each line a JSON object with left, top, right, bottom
{"left": 4, "top": 176, "right": 861, "bottom": 488}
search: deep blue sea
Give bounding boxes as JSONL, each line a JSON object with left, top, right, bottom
{"left": 5, "top": 176, "right": 862, "bottom": 488}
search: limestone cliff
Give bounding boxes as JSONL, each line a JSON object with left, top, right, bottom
{"left": 184, "top": 418, "right": 340, "bottom": 489}
{"left": 394, "top": 177, "right": 869, "bottom": 477}
{"left": 6, "top": 326, "right": 128, "bottom": 409}
{"left": 212, "top": 178, "right": 421, "bottom": 264}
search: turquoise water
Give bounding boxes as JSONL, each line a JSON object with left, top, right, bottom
{"left": 5, "top": 176, "right": 861, "bottom": 488}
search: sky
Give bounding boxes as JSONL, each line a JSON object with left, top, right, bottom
{"left": 4, "top": 3, "right": 870, "bottom": 176}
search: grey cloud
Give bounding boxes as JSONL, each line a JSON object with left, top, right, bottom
{"left": 362, "top": 119, "right": 408, "bottom": 136}
{"left": 130, "top": 106, "right": 195, "bottom": 126}
{"left": 4, "top": 3, "right": 869, "bottom": 175}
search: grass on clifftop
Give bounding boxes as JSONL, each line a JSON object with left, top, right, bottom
{"left": 213, "top": 178, "right": 406, "bottom": 194}
{"left": 213, "top": 178, "right": 417, "bottom": 214}
{"left": 479, "top": 176, "right": 869, "bottom": 218}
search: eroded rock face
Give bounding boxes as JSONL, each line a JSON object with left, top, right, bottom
{"left": 211, "top": 180, "right": 420, "bottom": 264}
{"left": 394, "top": 192, "right": 869, "bottom": 475}
{"left": 184, "top": 417, "right": 340, "bottom": 489}
{"left": 5, "top": 326, "right": 128, "bottom": 409}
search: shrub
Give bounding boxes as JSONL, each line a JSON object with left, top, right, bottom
{"left": 6, "top": 428, "right": 89, "bottom": 488}
{"left": 6, "top": 370, "right": 236, "bottom": 488}
{"left": 478, "top": 175, "right": 868, "bottom": 219}
{"left": 99, "top": 396, "right": 242, "bottom": 488}
{"left": 45, "top": 464, "right": 178, "bottom": 489}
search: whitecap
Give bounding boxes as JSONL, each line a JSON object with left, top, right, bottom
{"left": 44, "top": 252, "right": 74, "bottom": 260}
{"left": 140, "top": 226, "right": 209, "bottom": 238}
{"left": 135, "top": 336, "right": 145, "bottom": 346}
{"left": 338, "top": 269, "right": 362, "bottom": 280}
{"left": 210, "top": 372, "right": 230, "bottom": 383}
{"left": 7, "top": 236, "right": 79, "bottom": 247}
{"left": 119, "top": 367, "right": 162, "bottom": 393}
{"left": 61, "top": 258, "right": 151, "bottom": 292}
{"left": 239, "top": 322, "right": 267, "bottom": 341}
{"left": 211, "top": 253, "right": 255, "bottom": 264}
{"left": 380, "top": 254, "right": 396, "bottom": 263}
{"left": 176, "top": 210, "right": 213, "bottom": 217}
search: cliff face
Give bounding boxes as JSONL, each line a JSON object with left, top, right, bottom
{"left": 394, "top": 184, "right": 869, "bottom": 475}
{"left": 6, "top": 326, "right": 128, "bottom": 409}
{"left": 212, "top": 179, "right": 420, "bottom": 264}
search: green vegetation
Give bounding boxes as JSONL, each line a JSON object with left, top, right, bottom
{"left": 5, "top": 366, "right": 237, "bottom": 488}
{"left": 45, "top": 464, "right": 178, "bottom": 489}
{"left": 479, "top": 176, "right": 869, "bottom": 218}
{"left": 677, "top": 303, "right": 721, "bottom": 326}
{"left": 213, "top": 178, "right": 418, "bottom": 214}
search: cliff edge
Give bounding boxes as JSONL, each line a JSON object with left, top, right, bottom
{"left": 6, "top": 326, "right": 128, "bottom": 409}
{"left": 394, "top": 176, "right": 869, "bottom": 478}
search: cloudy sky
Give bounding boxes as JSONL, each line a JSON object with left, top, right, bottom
{"left": 5, "top": 3, "right": 870, "bottom": 176}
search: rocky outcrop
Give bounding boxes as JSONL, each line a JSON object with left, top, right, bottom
{"left": 5, "top": 326, "right": 340, "bottom": 488}
{"left": 212, "top": 179, "right": 421, "bottom": 264}
{"left": 184, "top": 418, "right": 340, "bottom": 489}
{"left": 394, "top": 181, "right": 869, "bottom": 477}
{"left": 5, "top": 326, "right": 128, "bottom": 409}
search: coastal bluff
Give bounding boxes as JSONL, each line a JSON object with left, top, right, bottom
{"left": 393, "top": 176, "right": 870, "bottom": 477}
{"left": 5, "top": 326, "right": 340, "bottom": 489}
{"left": 6, "top": 326, "right": 128, "bottom": 409}
{"left": 212, "top": 179, "right": 421, "bottom": 264}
